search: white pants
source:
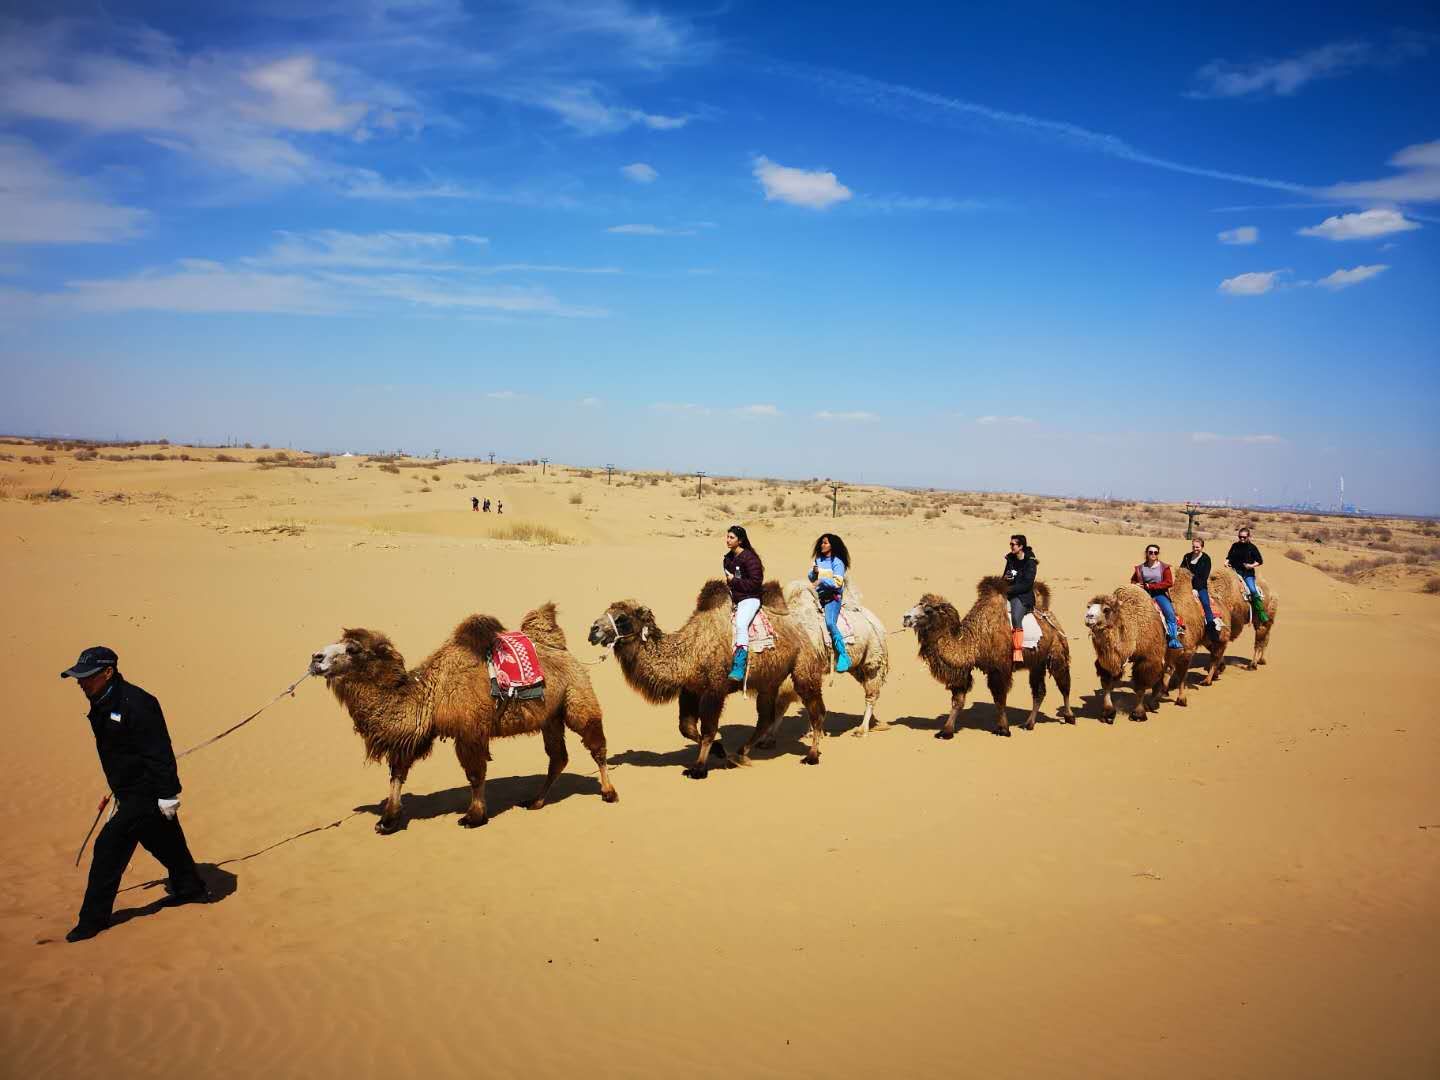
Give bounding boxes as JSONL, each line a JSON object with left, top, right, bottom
{"left": 733, "top": 597, "right": 760, "bottom": 649}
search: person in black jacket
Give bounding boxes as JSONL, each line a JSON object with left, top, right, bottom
{"left": 1003, "top": 534, "right": 1038, "bottom": 664}
{"left": 1225, "top": 526, "right": 1269, "bottom": 624}
{"left": 61, "top": 646, "right": 208, "bottom": 942}
{"left": 722, "top": 525, "right": 764, "bottom": 681}
{"left": 1180, "top": 537, "right": 1218, "bottom": 640}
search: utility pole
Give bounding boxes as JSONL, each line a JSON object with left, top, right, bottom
{"left": 1184, "top": 502, "right": 1201, "bottom": 540}
{"left": 541, "top": 457, "right": 549, "bottom": 475}
{"left": 696, "top": 471, "right": 706, "bottom": 498}
{"left": 488, "top": 452, "right": 495, "bottom": 465}
{"left": 605, "top": 464, "right": 615, "bottom": 485}
{"left": 830, "top": 482, "right": 841, "bottom": 518}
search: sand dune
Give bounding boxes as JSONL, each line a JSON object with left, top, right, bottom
{"left": 3, "top": 449, "right": 1437, "bottom": 1078}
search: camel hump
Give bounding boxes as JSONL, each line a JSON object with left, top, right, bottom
{"left": 976, "top": 575, "right": 1009, "bottom": 598}
{"left": 1033, "top": 581, "right": 1051, "bottom": 609}
{"left": 520, "top": 602, "right": 567, "bottom": 650}
{"left": 695, "top": 579, "right": 731, "bottom": 612}
{"left": 452, "top": 614, "right": 507, "bottom": 659}
{"left": 761, "top": 580, "right": 787, "bottom": 611}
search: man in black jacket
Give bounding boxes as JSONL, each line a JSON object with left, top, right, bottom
{"left": 61, "top": 646, "right": 208, "bottom": 942}
{"left": 1225, "top": 527, "right": 1269, "bottom": 625}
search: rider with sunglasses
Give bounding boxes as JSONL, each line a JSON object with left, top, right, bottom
{"left": 1132, "top": 544, "right": 1182, "bottom": 650}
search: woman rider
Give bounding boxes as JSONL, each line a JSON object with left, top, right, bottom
{"left": 1225, "top": 526, "right": 1269, "bottom": 624}
{"left": 1132, "top": 543, "right": 1182, "bottom": 650}
{"left": 808, "top": 533, "right": 852, "bottom": 674}
{"left": 1180, "top": 537, "right": 1217, "bottom": 640}
{"left": 723, "top": 525, "right": 764, "bottom": 681}
{"left": 1003, "top": 534, "right": 1038, "bottom": 664}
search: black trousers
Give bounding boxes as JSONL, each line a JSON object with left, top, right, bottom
{"left": 78, "top": 798, "right": 204, "bottom": 928}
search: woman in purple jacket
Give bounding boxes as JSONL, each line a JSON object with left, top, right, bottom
{"left": 723, "top": 525, "right": 764, "bottom": 681}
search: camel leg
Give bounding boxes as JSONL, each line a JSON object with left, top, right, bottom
{"left": 863, "top": 677, "right": 889, "bottom": 734}
{"left": 564, "top": 686, "right": 618, "bottom": 803}
{"left": 526, "top": 720, "right": 569, "bottom": 811}
{"left": 1024, "top": 661, "right": 1046, "bottom": 731}
{"left": 1170, "top": 649, "right": 1192, "bottom": 708}
{"left": 936, "top": 671, "right": 972, "bottom": 740}
{"left": 686, "top": 696, "right": 725, "bottom": 780}
{"left": 376, "top": 759, "right": 412, "bottom": 834}
{"left": 1131, "top": 659, "right": 1162, "bottom": 722}
{"left": 454, "top": 739, "right": 491, "bottom": 828}
{"left": 738, "top": 689, "right": 779, "bottom": 764}
{"left": 799, "top": 688, "right": 826, "bottom": 765}
{"left": 678, "top": 689, "right": 701, "bottom": 743}
{"left": 1096, "top": 661, "right": 1116, "bottom": 723}
{"left": 1202, "top": 637, "right": 1226, "bottom": 686}
{"left": 1252, "top": 622, "right": 1271, "bottom": 668}
{"left": 986, "top": 668, "right": 1012, "bottom": 737}
{"left": 1051, "top": 655, "right": 1076, "bottom": 723}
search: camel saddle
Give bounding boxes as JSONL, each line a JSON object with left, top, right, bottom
{"left": 1148, "top": 597, "right": 1186, "bottom": 637}
{"left": 745, "top": 607, "right": 777, "bottom": 654}
{"left": 488, "top": 631, "right": 546, "bottom": 700}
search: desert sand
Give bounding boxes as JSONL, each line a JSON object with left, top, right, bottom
{"left": 3, "top": 446, "right": 1437, "bottom": 1078}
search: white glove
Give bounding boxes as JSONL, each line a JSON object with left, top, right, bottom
{"left": 158, "top": 797, "right": 180, "bottom": 820}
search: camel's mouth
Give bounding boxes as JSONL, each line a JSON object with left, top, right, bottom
{"left": 587, "top": 625, "right": 611, "bottom": 647}
{"left": 310, "top": 642, "right": 348, "bottom": 676}
{"left": 901, "top": 606, "right": 924, "bottom": 629}
{"left": 1083, "top": 603, "right": 1104, "bottom": 627}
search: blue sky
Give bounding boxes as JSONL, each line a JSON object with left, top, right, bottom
{"left": 2, "top": 1, "right": 1437, "bottom": 512}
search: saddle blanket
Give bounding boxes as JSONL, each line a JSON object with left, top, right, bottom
{"left": 1149, "top": 599, "right": 1187, "bottom": 638}
{"left": 1021, "top": 612, "right": 1043, "bottom": 651}
{"left": 488, "top": 631, "right": 546, "bottom": 700}
{"left": 746, "top": 608, "right": 776, "bottom": 654}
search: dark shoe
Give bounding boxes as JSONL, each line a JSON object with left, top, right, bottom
{"left": 66, "top": 922, "right": 107, "bottom": 943}
{"left": 164, "top": 886, "right": 213, "bottom": 907}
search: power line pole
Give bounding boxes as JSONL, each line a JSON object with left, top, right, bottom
{"left": 1184, "top": 502, "right": 1201, "bottom": 540}
{"left": 541, "top": 457, "right": 549, "bottom": 475}
{"left": 696, "top": 470, "right": 706, "bottom": 498}
{"left": 830, "top": 482, "right": 840, "bottom": 518}
{"left": 488, "top": 452, "right": 495, "bottom": 465}
{"left": 605, "top": 464, "right": 615, "bottom": 485}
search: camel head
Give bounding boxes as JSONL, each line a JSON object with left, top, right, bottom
{"left": 309, "top": 628, "right": 405, "bottom": 680}
{"left": 1084, "top": 595, "right": 1118, "bottom": 633}
{"left": 902, "top": 593, "right": 956, "bottom": 633}
{"left": 588, "top": 601, "right": 655, "bottom": 647}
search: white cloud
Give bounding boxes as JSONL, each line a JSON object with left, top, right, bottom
{"left": 240, "top": 55, "right": 369, "bottom": 133}
{"left": 1218, "top": 226, "right": 1258, "bottom": 245}
{"left": 1325, "top": 139, "right": 1440, "bottom": 204}
{"left": 651, "top": 402, "right": 712, "bottom": 415}
{"left": 486, "top": 390, "right": 521, "bottom": 399}
{"left": 1218, "top": 270, "right": 1283, "bottom": 296}
{"left": 621, "top": 162, "right": 658, "bottom": 183}
{"left": 1191, "top": 432, "right": 1284, "bottom": 445}
{"left": 252, "top": 230, "right": 489, "bottom": 270}
{"left": 0, "top": 138, "right": 147, "bottom": 244}
{"left": 752, "top": 156, "right": 852, "bottom": 210}
{"left": 815, "top": 410, "right": 878, "bottom": 422}
{"left": 1298, "top": 208, "right": 1421, "bottom": 240}
{"left": 64, "top": 260, "right": 346, "bottom": 315}
{"left": 1316, "top": 264, "right": 1388, "bottom": 290}
{"left": 580, "top": 396, "right": 602, "bottom": 407}
{"left": 975, "top": 415, "right": 1035, "bottom": 425}
{"left": 736, "top": 404, "right": 780, "bottom": 417}
{"left": 503, "top": 83, "right": 687, "bottom": 135}
{"left": 606, "top": 223, "right": 695, "bottom": 236}
{"left": 1187, "top": 41, "right": 1382, "bottom": 98}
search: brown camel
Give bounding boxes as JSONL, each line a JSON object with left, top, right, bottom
{"left": 588, "top": 580, "right": 830, "bottom": 777}
{"left": 788, "top": 581, "right": 891, "bottom": 736}
{"left": 901, "top": 578, "right": 1075, "bottom": 739}
{"left": 1160, "top": 568, "right": 1207, "bottom": 707}
{"left": 1083, "top": 585, "right": 1168, "bottom": 722}
{"left": 309, "top": 604, "right": 618, "bottom": 834}
{"left": 1208, "top": 569, "right": 1279, "bottom": 671}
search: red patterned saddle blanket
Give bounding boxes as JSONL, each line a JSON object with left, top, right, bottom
{"left": 748, "top": 608, "right": 776, "bottom": 653}
{"left": 489, "top": 631, "right": 546, "bottom": 699}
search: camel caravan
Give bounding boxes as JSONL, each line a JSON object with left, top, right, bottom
{"left": 307, "top": 526, "right": 1276, "bottom": 833}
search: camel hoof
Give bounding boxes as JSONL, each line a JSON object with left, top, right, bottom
{"left": 1176, "top": 698, "right": 1188, "bottom": 708}
{"left": 757, "top": 738, "right": 777, "bottom": 751}
{"left": 458, "top": 813, "right": 489, "bottom": 828}
{"left": 1023, "top": 718, "right": 1036, "bottom": 732}
{"left": 1130, "top": 714, "right": 1147, "bottom": 723}
{"left": 709, "top": 742, "right": 728, "bottom": 759}
{"left": 682, "top": 767, "right": 708, "bottom": 780}
{"left": 802, "top": 751, "right": 820, "bottom": 765}
{"left": 993, "top": 726, "right": 1011, "bottom": 738}
{"left": 601, "top": 789, "right": 620, "bottom": 803}
{"left": 1061, "top": 710, "right": 1076, "bottom": 725}
{"left": 375, "top": 818, "right": 404, "bottom": 835}
{"left": 525, "top": 799, "right": 547, "bottom": 811}
{"left": 935, "top": 730, "right": 955, "bottom": 741}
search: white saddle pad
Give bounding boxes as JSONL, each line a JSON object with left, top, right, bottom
{"left": 1022, "top": 612, "right": 1043, "bottom": 650}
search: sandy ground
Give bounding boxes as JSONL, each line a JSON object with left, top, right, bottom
{"left": 3, "top": 453, "right": 1438, "bottom": 1079}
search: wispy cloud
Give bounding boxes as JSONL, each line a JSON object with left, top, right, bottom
{"left": 579, "top": 396, "right": 602, "bottom": 408}
{"left": 250, "top": 230, "right": 489, "bottom": 271}
{"left": 767, "top": 60, "right": 1313, "bottom": 195}
{"left": 1316, "top": 264, "right": 1388, "bottom": 290}
{"left": 1218, "top": 226, "right": 1258, "bottom": 245}
{"left": 1218, "top": 270, "right": 1284, "bottom": 296}
{"left": 1191, "top": 432, "right": 1285, "bottom": 444}
{"left": 815, "top": 410, "right": 879, "bottom": 422}
{"left": 736, "top": 404, "right": 781, "bottom": 417}
{"left": 752, "top": 155, "right": 853, "bottom": 210}
{"left": 651, "top": 401, "right": 712, "bottom": 415}
{"left": 1325, "top": 140, "right": 1440, "bottom": 204}
{"left": 975, "top": 415, "right": 1035, "bottom": 425}
{"left": 1185, "top": 36, "right": 1430, "bottom": 99}
{"left": 486, "top": 390, "right": 521, "bottom": 400}
{"left": 0, "top": 137, "right": 147, "bottom": 244}
{"left": 1299, "top": 208, "right": 1422, "bottom": 240}
{"left": 621, "top": 162, "right": 658, "bottom": 183}
{"left": 856, "top": 194, "right": 988, "bottom": 212}
{"left": 499, "top": 82, "right": 687, "bottom": 135}
{"left": 606, "top": 223, "right": 696, "bottom": 236}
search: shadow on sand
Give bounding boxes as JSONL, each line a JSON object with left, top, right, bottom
{"left": 353, "top": 771, "right": 608, "bottom": 829}
{"left": 107, "top": 862, "right": 239, "bottom": 930}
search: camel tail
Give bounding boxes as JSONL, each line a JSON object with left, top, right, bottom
{"left": 452, "top": 614, "right": 507, "bottom": 659}
{"left": 520, "top": 602, "right": 568, "bottom": 650}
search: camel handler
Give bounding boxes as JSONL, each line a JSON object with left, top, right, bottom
{"left": 61, "top": 646, "right": 210, "bottom": 943}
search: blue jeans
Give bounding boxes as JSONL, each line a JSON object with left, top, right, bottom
{"left": 823, "top": 597, "right": 842, "bottom": 637}
{"left": 1153, "top": 593, "right": 1179, "bottom": 644}
{"left": 1009, "top": 596, "right": 1030, "bottom": 629}
{"left": 1196, "top": 588, "right": 1215, "bottom": 626}
{"left": 1240, "top": 574, "right": 1263, "bottom": 600}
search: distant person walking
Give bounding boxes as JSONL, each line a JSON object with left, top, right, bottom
{"left": 723, "top": 525, "right": 764, "bottom": 682}
{"left": 1132, "top": 545, "right": 1182, "bottom": 649}
{"left": 61, "top": 647, "right": 209, "bottom": 943}
{"left": 1226, "top": 527, "right": 1269, "bottom": 624}
{"left": 496, "top": 501, "right": 504, "bottom": 515}
{"left": 1003, "top": 534, "right": 1038, "bottom": 664}
{"left": 807, "top": 533, "right": 852, "bottom": 674}
{"left": 1180, "top": 538, "right": 1217, "bottom": 639}
{"left": 483, "top": 499, "right": 491, "bottom": 513}
{"left": 471, "top": 496, "right": 479, "bottom": 512}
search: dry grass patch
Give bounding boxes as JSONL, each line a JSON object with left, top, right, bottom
{"left": 489, "top": 522, "right": 572, "bottom": 545}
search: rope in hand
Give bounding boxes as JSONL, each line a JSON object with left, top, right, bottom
{"left": 74, "top": 671, "right": 312, "bottom": 868}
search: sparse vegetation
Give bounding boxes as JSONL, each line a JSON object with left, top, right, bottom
{"left": 1423, "top": 578, "right": 1440, "bottom": 595}
{"left": 569, "top": 492, "right": 583, "bottom": 505}
{"left": 493, "top": 465, "right": 523, "bottom": 476}
{"left": 1285, "top": 548, "right": 1306, "bottom": 562}
{"left": 489, "top": 522, "right": 572, "bottom": 545}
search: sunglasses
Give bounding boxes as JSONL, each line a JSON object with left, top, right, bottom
{"left": 1146, "top": 549, "right": 1159, "bottom": 556}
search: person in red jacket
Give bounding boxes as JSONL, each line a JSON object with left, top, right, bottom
{"left": 1131, "top": 544, "right": 1182, "bottom": 649}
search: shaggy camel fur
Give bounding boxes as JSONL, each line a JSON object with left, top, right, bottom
{"left": 789, "top": 581, "right": 891, "bottom": 737}
{"left": 588, "top": 580, "right": 830, "bottom": 777}
{"left": 1083, "top": 585, "right": 1169, "bottom": 722}
{"left": 1207, "top": 569, "right": 1279, "bottom": 672}
{"left": 310, "top": 604, "right": 618, "bottom": 834}
{"left": 901, "top": 578, "right": 1075, "bottom": 739}
{"left": 1160, "top": 568, "right": 1206, "bottom": 707}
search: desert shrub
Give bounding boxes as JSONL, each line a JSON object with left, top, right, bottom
{"left": 419, "top": 485, "right": 432, "bottom": 493}
{"left": 75, "top": 448, "right": 99, "bottom": 461}
{"left": 1423, "top": 577, "right": 1440, "bottom": 595}
{"left": 431, "top": 473, "right": 441, "bottom": 481}
{"left": 493, "top": 465, "right": 522, "bottom": 476}
{"left": 215, "top": 453, "right": 238, "bottom": 463}
{"left": 1340, "top": 554, "right": 1398, "bottom": 577}
{"left": 772, "top": 494, "right": 786, "bottom": 511}
{"left": 27, "top": 485, "right": 73, "bottom": 502}
{"left": 465, "top": 472, "right": 484, "bottom": 481}
{"left": 569, "top": 492, "right": 583, "bottom": 504}
{"left": 379, "top": 464, "right": 400, "bottom": 474}
{"left": 1285, "top": 549, "right": 1306, "bottom": 562}
{"left": 924, "top": 508, "right": 942, "bottom": 519}
{"left": 490, "top": 522, "right": 572, "bottom": 545}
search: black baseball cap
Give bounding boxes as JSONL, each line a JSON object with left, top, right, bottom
{"left": 60, "top": 646, "right": 118, "bottom": 679}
